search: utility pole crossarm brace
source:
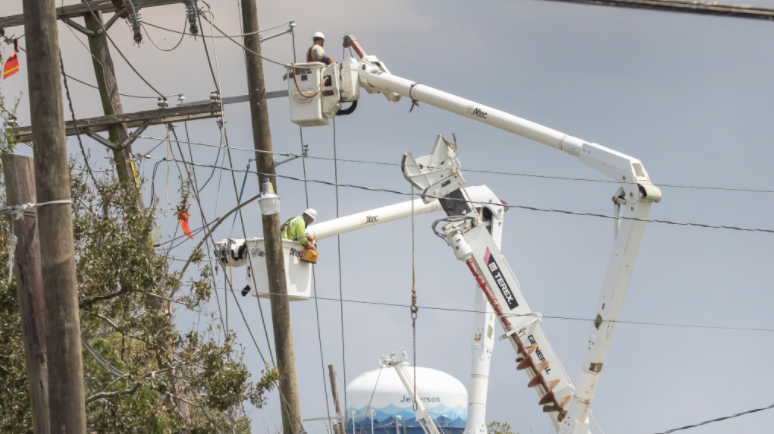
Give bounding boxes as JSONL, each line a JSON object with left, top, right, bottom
{"left": 60, "top": 9, "right": 125, "bottom": 37}
{"left": 12, "top": 102, "right": 223, "bottom": 142}
{"left": 11, "top": 91, "right": 291, "bottom": 143}
{"left": 80, "top": 118, "right": 152, "bottom": 151}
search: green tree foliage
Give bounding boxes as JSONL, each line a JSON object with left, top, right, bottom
{"left": 487, "top": 420, "right": 518, "bottom": 434}
{"left": 0, "top": 86, "right": 278, "bottom": 433}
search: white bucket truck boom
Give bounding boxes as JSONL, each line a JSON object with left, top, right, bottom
{"left": 285, "top": 37, "right": 662, "bottom": 434}
{"left": 380, "top": 350, "right": 443, "bottom": 434}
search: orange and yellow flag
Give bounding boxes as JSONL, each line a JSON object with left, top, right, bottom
{"left": 2, "top": 51, "right": 19, "bottom": 80}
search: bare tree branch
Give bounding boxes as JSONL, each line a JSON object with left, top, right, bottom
{"left": 85, "top": 382, "right": 141, "bottom": 404}
{"left": 79, "top": 286, "right": 130, "bottom": 308}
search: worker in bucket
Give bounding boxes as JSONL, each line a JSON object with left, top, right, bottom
{"left": 281, "top": 209, "right": 317, "bottom": 249}
{"left": 306, "top": 32, "right": 335, "bottom": 64}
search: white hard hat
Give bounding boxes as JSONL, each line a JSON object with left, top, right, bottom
{"left": 313, "top": 32, "right": 325, "bottom": 40}
{"left": 303, "top": 208, "right": 317, "bottom": 220}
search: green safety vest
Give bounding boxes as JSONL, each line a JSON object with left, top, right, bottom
{"left": 281, "top": 216, "right": 309, "bottom": 247}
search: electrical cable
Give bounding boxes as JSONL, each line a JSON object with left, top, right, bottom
{"left": 140, "top": 156, "right": 774, "bottom": 235}
{"left": 174, "top": 122, "right": 227, "bottom": 336}
{"left": 142, "top": 15, "right": 187, "bottom": 52}
{"left": 62, "top": 72, "right": 176, "bottom": 99}
{"left": 84, "top": 1, "right": 166, "bottom": 98}
{"left": 60, "top": 51, "right": 100, "bottom": 190}
{"left": 142, "top": 19, "right": 292, "bottom": 38}
{"left": 201, "top": 288, "right": 774, "bottom": 333}
{"left": 137, "top": 135, "right": 774, "bottom": 194}
{"left": 197, "top": 7, "right": 276, "bottom": 366}
{"left": 591, "top": 414, "right": 605, "bottom": 434}
{"left": 197, "top": 12, "right": 289, "bottom": 67}
{"left": 293, "top": 29, "right": 335, "bottom": 429}
{"left": 332, "top": 117, "right": 349, "bottom": 424}
{"left": 410, "top": 184, "right": 418, "bottom": 412}
{"left": 196, "top": 12, "right": 309, "bottom": 432}
{"left": 356, "top": 366, "right": 383, "bottom": 434}
{"left": 650, "top": 403, "right": 774, "bottom": 433}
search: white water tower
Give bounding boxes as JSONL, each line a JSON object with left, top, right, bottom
{"left": 345, "top": 364, "right": 467, "bottom": 434}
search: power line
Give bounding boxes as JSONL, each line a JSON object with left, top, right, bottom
{"left": 650, "top": 403, "right": 774, "bottom": 433}
{"left": 197, "top": 13, "right": 289, "bottom": 68}
{"left": 142, "top": 155, "right": 774, "bottom": 234}
{"left": 292, "top": 27, "right": 335, "bottom": 428}
{"left": 195, "top": 11, "right": 308, "bottom": 432}
{"left": 142, "top": 19, "right": 292, "bottom": 38}
{"left": 200, "top": 288, "right": 774, "bottom": 333}
{"left": 62, "top": 73, "right": 177, "bottom": 99}
{"left": 137, "top": 135, "right": 774, "bottom": 194}
{"left": 332, "top": 117, "right": 349, "bottom": 424}
{"left": 82, "top": 2, "right": 165, "bottom": 98}
{"left": 142, "top": 15, "right": 187, "bottom": 52}
{"left": 542, "top": 0, "right": 774, "bottom": 21}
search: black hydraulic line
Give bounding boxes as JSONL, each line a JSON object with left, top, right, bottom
{"left": 336, "top": 100, "right": 358, "bottom": 116}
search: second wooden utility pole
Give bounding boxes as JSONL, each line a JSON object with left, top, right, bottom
{"left": 22, "top": 0, "right": 87, "bottom": 431}
{"left": 3, "top": 154, "right": 49, "bottom": 434}
{"left": 81, "top": 2, "right": 144, "bottom": 209}
{"left": 328, "top": 364, "right": 346, "bottom": 434}
{"left": 239, "top": 2, "right": 302, "bottom": 434}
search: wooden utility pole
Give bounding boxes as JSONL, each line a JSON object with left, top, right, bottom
{"left": 22, "top": 0, "right": 86, "bottom": 431}
{"left": 328, "top": 364, "right": 346, "bottom": 434}
{"left": 80, "top": 5, "right": 193, "bottom": 425}
{"left": 239, "top": 2, "right": 302, "bottom": 434}
{"left": 81, "top": 2, "right": 144, "bottom": 208}
{"left": 2, "top": 155, "right": 49, "bottom": 434}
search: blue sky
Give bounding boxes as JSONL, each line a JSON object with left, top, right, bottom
{"left": 2, "top": 1, "right": 774, "bottom": 433}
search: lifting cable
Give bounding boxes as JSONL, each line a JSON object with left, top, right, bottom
{"left": 294, "top": 29, "right": 335, "bottom": 427}
{"left": 410, "top": 185, "right": 418, "bottom": 412}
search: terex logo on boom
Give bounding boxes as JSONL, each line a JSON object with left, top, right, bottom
{"left": 484, "top": 248, "right": 518, "bottom": 310}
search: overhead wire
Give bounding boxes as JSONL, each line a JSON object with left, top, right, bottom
{"left": 650, "top": 403, "right": 774, "bottom": 433}
{"left": 142, "top": 19, "right": 292, "bottom": 37}
{"left": 292, "top": 27, "right": 334, "bottom": 428}
{"left": 332, "top": 117, "right": 349, "bottom": 424}
{"left": 136, "top": 135, "right": 774, "bottom": 195}
{"left": 197, "top": 12, "right": 290, "bottom": 67}
{"left": 59, "top": 50, "right": 100, "bottom": 190}
{"left": 97, "top": 8, "right": 772, "bottom": 432}
{"left": 195, "top": 7, "right": 275, "bottom": 365}
{"left": 196, "top": 10, "right": 310, "bottom": 432}
{"left": 175, "top": 122, "right": 228, "bottom": 336}
{"left": 84, "top": 1, "right": 167, "bottom": 98}
{"left": 58, "top": 23, "right": 175, "bottom": 99}
{"left": 142, "top": 15, "right": 187, "bottom": 52}
{"left": 139, "top": 155, "right": 774, "bottom": 234}
{"left": 356, "top": 366, "right": 383, "bottom": 434}
{"left": 201, "top": 291, "right": 774, "bottom": 333}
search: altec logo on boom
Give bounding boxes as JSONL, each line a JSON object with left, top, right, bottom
{"left": 466, "top": 105, "right": 487, "bottom": 119}
{"left": 484, "top": 248, "right": 518, "bottom": 310}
